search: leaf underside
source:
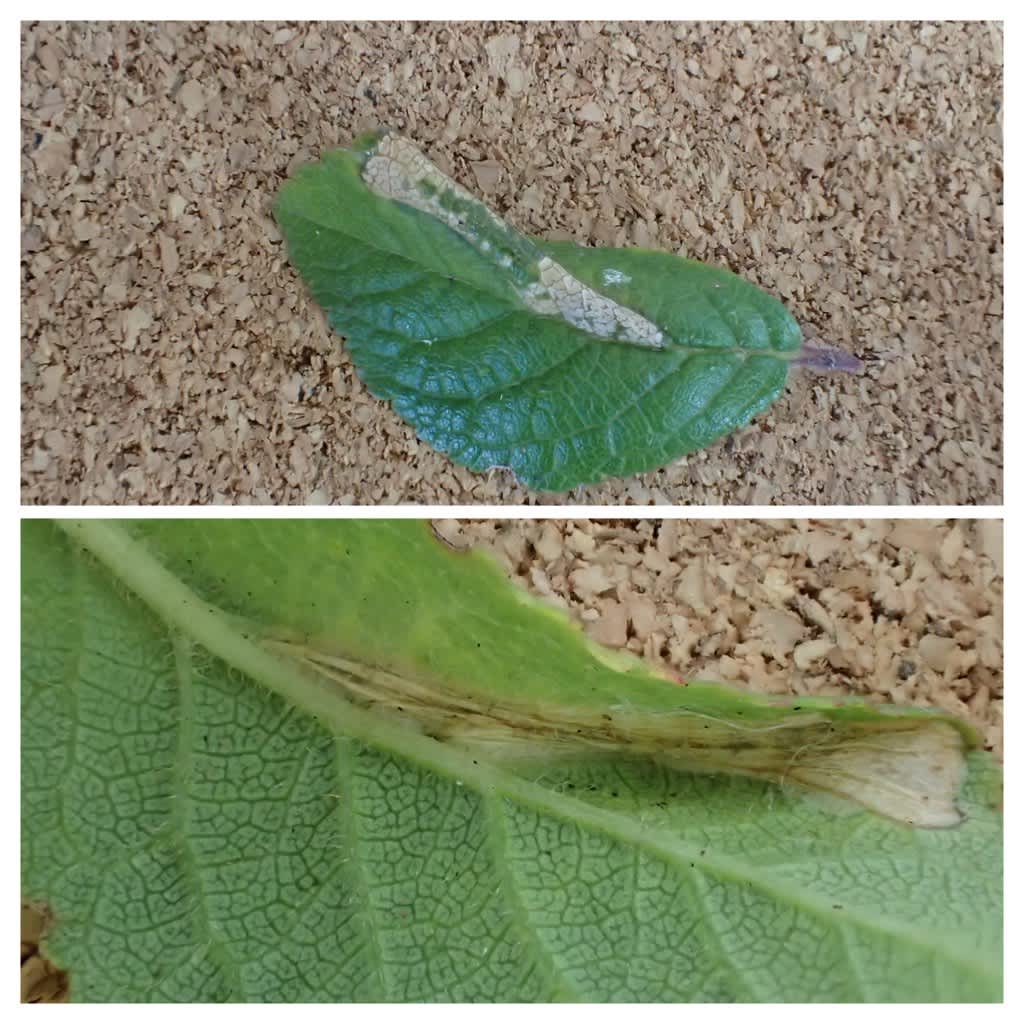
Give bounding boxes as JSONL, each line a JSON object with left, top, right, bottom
{"left": 21, "top": 521, "right": 1003, "bottom": 1002}
{"left": 274, "top": 139, "right": 803, "bottom": 490}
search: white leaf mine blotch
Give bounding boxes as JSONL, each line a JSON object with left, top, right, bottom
{"left": 362, "top": 133, "right": 666, "bottom": 350}
{"left": 601, "top": 268, "right": 631, "bottom": 287}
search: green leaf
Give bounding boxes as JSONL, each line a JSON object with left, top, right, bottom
{"left": 22, "top": 520, "right": 1002, "bottom": 1002}
{"left": 274, "top": 134, "right": 805, "bottom": 491}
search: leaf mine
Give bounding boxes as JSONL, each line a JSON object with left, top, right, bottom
{"left": 361, "top": 132, "right": 667, "bottom": 348}
{"left": 262, "top": 635, "right": 970, "bottom": 829}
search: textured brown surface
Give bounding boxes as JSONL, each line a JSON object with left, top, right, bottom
{"left": 439, "top": 518, "right": 1003, "bottom": 755}
{"left": 21, "top": 22, "right": 1002, "bottom": 505}
{"left": 20, "top": 903, "right": 67, "bottom": 1003}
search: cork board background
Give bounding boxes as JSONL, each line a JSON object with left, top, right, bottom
{"left": 21, "top": 21, "right": 1002, "bottom": 505}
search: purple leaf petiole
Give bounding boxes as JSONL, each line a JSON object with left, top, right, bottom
{"left": 791, "top": 342, "right": 863, "bottom": 373}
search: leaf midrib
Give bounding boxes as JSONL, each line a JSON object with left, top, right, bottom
{"left": 59, "top": 521, "right": 999, "bottom": 993}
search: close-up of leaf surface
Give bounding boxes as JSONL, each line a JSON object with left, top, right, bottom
{"left": 21, "top": 520, "right": 1002, "bottom": 1002}
{"left": 274, "top": 134, "right": 846, "bottom": 491}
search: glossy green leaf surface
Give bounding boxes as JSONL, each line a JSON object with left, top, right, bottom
{"left": 275, "top": 139, "right": 803, "bottom": 490}
{"left": 21, "top": 521, "right": 1002, "bottom": 1002}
